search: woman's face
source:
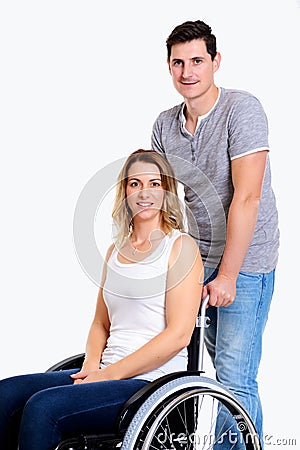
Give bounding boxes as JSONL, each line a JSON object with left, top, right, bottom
{"left": 126, "top": 161, "right": 165, "bottom": 223}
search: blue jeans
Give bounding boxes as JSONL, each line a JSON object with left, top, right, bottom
{"left": 204, "top": 267, "right": 275, "bottom": 449}
{"left": 0, "top": 369, "right": 148, "bottom": 450}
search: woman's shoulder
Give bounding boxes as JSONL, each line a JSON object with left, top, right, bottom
{"left": 169, "top": 229, "right": 197, "bottom": 244}
{"left": 169, "top": 230, "right": 200, "bottom": 262}
{"left": 167, "top": 230, "right": 202, "bottom": 280}
{"left": 105, "top": 243, "right": 116, "bottom": 262}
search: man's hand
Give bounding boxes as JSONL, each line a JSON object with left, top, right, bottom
{"left": 202, "top": 274, "right": 236, "bottom": 307}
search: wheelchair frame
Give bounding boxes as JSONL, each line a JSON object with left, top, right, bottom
{"left": 48, "top": 297, "right": 261, "bottom": 450}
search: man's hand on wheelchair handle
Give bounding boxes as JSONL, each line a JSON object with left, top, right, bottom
{"left": 202, "top": 274, "right": 236, "bottom": 307}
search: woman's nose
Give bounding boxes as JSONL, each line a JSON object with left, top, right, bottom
{"left": 138, "top": 187, "right": 150, "bottom": 198}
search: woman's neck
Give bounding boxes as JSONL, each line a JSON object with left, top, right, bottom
{"left": 117, "top": 219, "right": 167, "bottom": 262}
{"left": 131, "top": 218, "right": 165, "bottom": 245}
{"left": 132, "top": 229, "right": 165, "bottom": 245}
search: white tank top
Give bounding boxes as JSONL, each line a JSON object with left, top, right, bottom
{"left": 101, "top": 229, "right": 188, "bottom": 381}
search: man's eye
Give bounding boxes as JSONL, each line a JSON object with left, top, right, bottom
{"left": 194, "top": 59, "right": 202, "bottom": 64}
{"left": 173, "top": 60, "right": 183, "bottom": 66}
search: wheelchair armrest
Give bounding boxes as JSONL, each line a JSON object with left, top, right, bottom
{"left": 46, "top": 353, "right": 85, "bottom": 372}
{"left": 116, "top": 370, "right": 201, "bottom": 433}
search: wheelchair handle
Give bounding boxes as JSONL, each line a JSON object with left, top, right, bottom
{"left": 196, "top": 295, "right": 210, "bottom": 373}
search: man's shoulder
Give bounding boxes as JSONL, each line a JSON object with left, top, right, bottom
{"left": 220, "top": 87, "right": 262, "bottom": 107}
{"left": 155, "top": 103, "right": 183, "bottom": 122}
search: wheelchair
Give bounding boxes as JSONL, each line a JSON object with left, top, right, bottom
{"left": 47, "top": 297, "right": 261, "bottom": 450}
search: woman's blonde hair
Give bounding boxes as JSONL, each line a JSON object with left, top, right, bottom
{"left": 112, "top": 149, "right": 184, "bottom": 246}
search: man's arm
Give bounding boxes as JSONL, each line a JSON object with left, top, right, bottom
{"left": 151, "top": 117, "right": 165, "bottom": 154}
{"left": 203, "top": 150, "right": 268, "bottom": 307}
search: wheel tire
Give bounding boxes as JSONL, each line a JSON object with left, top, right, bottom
{"left": 121, "top": 375, "right": 261, "bottom": 450}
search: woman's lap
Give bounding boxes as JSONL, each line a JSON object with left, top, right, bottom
{"left": 0, "top": 370, "right": 148, "bottom": 450}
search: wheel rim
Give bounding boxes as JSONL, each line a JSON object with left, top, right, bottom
{"left": 138, "top": 389, "right": 259, "bottom": 450}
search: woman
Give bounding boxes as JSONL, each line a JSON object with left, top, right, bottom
{"left": 0, "top": 149, "right": 203, "bottom": 450}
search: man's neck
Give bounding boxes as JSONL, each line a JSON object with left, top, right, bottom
{"left": 184, "top": 85, "right": 219, "bottom": 135}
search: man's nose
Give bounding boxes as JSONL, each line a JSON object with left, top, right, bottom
{"left": 182, "top": 62, "right": 193, "bottom": 78}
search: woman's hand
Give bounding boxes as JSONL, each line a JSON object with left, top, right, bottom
{"left": 71, "top": 361, "right": 102, "bottom": 384}
{"left": 71, "top": 367, "right": 113, "bottom": 384}
{"left": 70, "top": 369, "right": 90, "bottom": 384}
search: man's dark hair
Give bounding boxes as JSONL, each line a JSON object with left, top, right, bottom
{"left": 166, "top": 20, "right": 217, "bottom": 61}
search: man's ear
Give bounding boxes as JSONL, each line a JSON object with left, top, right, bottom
{"left": 167, "top": 58, "right": 172, "bottom": 75}
{"left": 213, "top": 52, "right": 221, "bottom": 73}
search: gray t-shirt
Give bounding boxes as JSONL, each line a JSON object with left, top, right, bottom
{"left": 151, "top": 87, "right": 279, "bottom": 273}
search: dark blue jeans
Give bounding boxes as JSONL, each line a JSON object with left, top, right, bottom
{"left": 0, "top": 369, "right": 148, "bottom": 450}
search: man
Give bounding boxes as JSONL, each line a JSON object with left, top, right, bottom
{"left": 151, "top": 19, "right": 279, "bottom": 447}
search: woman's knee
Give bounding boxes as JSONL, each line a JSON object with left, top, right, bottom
{"left": 0, "top": 375, "right": 31, "bottom": 411}
{"left": 22, "top": 387, "right": 61, "bottom": 424}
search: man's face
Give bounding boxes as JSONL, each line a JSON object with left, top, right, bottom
{"left": 168, "top": 39, "right": 220, "bottom": 101}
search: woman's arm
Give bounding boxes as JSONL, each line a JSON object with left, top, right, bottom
{"left": 74, "top": 234, "right": 203, "bottom": 383}
{"left": 71, "top": 245, "right": 114, "bottom": 382}
{"left": 80, "top": 288, "right": 111, "bottom": 370}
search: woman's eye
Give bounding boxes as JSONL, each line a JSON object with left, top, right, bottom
{"left": 129, "top": 181, "right": 139, "bottom": 187}
{"left": 151, "top": 182, "right": 161, "bottom": 188}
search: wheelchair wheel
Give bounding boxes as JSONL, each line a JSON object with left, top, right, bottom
{"left": 121, "top": 375, "right": 261, "bottom": 450}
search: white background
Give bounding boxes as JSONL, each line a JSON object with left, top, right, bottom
{"left": 0, "top": 0, "right": 299, "bottom": 447}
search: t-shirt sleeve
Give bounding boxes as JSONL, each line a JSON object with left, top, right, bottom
{"left": 151, "top": 115, "right": 166, "bottom": 155}
{"left": 228, "top": 94, "right": 269, "bottom": 160}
